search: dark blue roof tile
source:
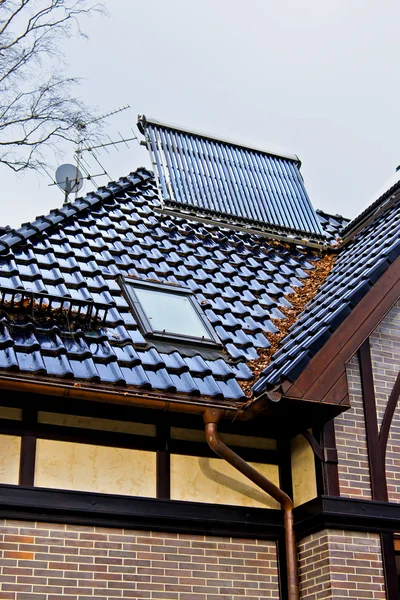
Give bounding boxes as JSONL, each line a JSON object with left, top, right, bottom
{"left": 0, "top": 346, "right": 19, "bottom": 370}
{"left": 194, "top": 375, "right": 224, "bottom": 398}
{"left": 233, "top": 361, "right": 253, "bottom": 380}
{"left": 146, "top": 368, "right": 176, "bottom": 392}
{"left": 121, "top": 365, "right": 151, "bottom": 388}
{"left": 69, "top": 357, "right": 100, "bottom": 381}
{"left": 184, "top": 356, "right": 212, "bottom": 376}
{"left": 170, "top": 372, "right": 200, "bottom": 395}
{"left": 43, "top": 354, "right": 74, "bottom": 377}
{"left": 215, "top": 378, "right": 246, "bottom": 400}
{"left": 15, "top": 349, "right": 46, "bottom": 373}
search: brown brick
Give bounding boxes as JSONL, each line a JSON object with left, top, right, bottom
{"left": 4, "top": 552, "right": 34, "bottom": 560}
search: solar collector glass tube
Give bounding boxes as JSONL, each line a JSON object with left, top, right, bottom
{"left": 202, "top": 139, "right": 229, "bottom": 214}
{"left": 242, "top": 149, "right": 277, "bottom": 226}
{"left": 180, "top": 133, "right": 208, "bottom": 211}
{"left": 158, "top": 127, "right": 186, "bottom": 206}
{"left": 236, "top": 148, "right": 267, "bottom": 224}
{"left": 147, "top": 126, "right": 169, "bottom": 200}
{"left": 213, "top": 142, "right": 243, "bottom": 219}
{"left": 253, "top": 152, "right": 290, "bottom": 229}
{"left": 204, "top": 138, "right": 234, "bottom": 216}
{"left": 186, "top": 134, "right": 216, "bottom": 212}
{"left": 223, "top": 143, "right": 258, "bottom": 222}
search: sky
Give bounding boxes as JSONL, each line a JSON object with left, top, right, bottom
{"left": 2, "top": 0, "right": 400, "bottom": 228}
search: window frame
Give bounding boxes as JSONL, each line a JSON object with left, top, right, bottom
{"left": 119, "top": 277, "right": 221, "bottom": 347}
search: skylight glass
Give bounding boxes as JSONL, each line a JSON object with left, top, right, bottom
{"left": 122, "top": 279, "right": 220, "bottom": 346}
{"left": 134, "top": 287, "right": 210, "bottom": 338}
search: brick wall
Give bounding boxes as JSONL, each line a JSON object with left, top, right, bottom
{"left": 0, "top": 520, "right": 279, "bottom": 600}
{"left": 370, "top": 300, "right": 400, "bottom": 503}
{"left": 298, "top": 529, "right": 386, "bottom": 600}
{"left": 335, "top": 354, "right": 372, "bottom": 499}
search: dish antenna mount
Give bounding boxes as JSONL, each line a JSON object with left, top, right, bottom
{"left": 55, "top": 163, "right": 84, "bottom": 204}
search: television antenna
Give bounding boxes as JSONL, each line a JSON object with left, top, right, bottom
{"left": 47, "top": 104, "right": 141, "bottom": 202}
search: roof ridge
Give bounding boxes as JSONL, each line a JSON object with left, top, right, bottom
{"left": 0, "top": 167, "right": 153, "bottom": 255}
{"left": 342, "top": 179, "right": 400, "bottom": 238}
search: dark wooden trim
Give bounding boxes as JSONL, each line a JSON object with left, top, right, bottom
{"left": 283, "top": 254, "right": 400, "bottom": 405}
{"left": 301, "top": 430, "right": 323, "bottom": 461}
{"left": 0, "top": 484, "right": 283, "bottom": 539}
{"left": 379, "top": 370, "right": 400, "bottom": 467}
{"left": 278, "top": 437, "right": 293, "bottom": 501}
{"left": 18, "top": 408, "right": 37, "bottom": 487}
{"left": 156, "top": 423, "right": 170, "bottom": 499}
{"left": 169, "top": 439, "right": 279, "bottom": 463}
{"left": 381, "top": 532, "right": 399, "bottom": 600}
{"left": 312, "top": 426, "right": 325, "bottom": 497}
{"left": 358, "top": 339, "right": 388, "bottom": 502}
{"left": 295, "top": 495, "right": 400, "bottom": 537}
{"left": 320, "top": 420, "right": 339, "bottom": 496}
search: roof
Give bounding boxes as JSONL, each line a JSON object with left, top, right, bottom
{"left": 0, "top": 168, "right": 331, "bottom": 406}
{"left": 140, "top": 116, "right": 325, "bottom": 242}
{"left": 253, "top": 193, "right": 400, "bottom": 396}
{"left": 315, "top": 210, "right": 350, "bottom": 241}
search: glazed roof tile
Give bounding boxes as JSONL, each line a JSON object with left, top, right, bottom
{"left": 0, "top": 168, "right": 328, "bottom": 403}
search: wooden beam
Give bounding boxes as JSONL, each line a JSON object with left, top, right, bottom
{"left": 18, "top": 408, "right": 37, "bottom": 487}
{"left": 358, "top": 339, "right": 387, "bottom": 502}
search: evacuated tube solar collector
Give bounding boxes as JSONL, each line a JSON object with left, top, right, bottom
{"left": 138, "top": 115, "right": 325, "bottom": 243}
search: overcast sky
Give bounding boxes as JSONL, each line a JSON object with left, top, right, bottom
{"left": 2, "top": 0, "right": 400, "bottom": 228}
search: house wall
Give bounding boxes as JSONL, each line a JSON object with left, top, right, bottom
{"left": 0, "top": 520, "right": 279, "bottom": 600}
{"left": 335, "top": 354, "right": 372, "bottom": 499}
{"left": 298, "top": 529, "right": 386, "bottom": 600}
{"left": 334, "top": 301, "right": 400, "bottom": 501}
{"left": 0, "top": 409, "right": 281, "bottom": 510}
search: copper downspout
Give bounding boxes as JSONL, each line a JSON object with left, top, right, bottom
{"left": 203, "top": 408, "right": 299, "bottom": 600}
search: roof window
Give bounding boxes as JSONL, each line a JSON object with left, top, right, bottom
{"left": 121, "top": 279, "right": 220, "bottom": 346}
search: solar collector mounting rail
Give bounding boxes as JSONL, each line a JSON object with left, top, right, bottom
{"left": 138, "top": 116, "right": 325, "bottom": 241}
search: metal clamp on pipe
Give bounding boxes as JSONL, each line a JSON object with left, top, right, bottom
{"left": 203, "top": 408, "right": 299, "bottom": 600}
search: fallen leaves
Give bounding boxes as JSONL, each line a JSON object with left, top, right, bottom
{"left": 240, "top": 251, "right": 337, "bottom": 398}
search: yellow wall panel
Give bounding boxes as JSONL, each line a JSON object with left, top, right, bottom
{"left": 291, "top": 434, "right": 317, "bottom": 507}
{"left": 35, "top": 439, "right": 156, "bottom": 497}
{"left": 171, "top": 454, "right": 280, "bottom": 509}
{"left": 0, "top": 407, "right": 22, "bottom": 421}
{"left": 0, "top": 434, "right": 20, "bottom": 484}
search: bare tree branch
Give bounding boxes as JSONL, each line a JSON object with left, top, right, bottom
{"left": 0, "top": 0, "right": 105, "bottom": 171}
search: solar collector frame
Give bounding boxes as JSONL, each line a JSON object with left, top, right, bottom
{"left": 140, "top": 117, "right": 325, "bottom": 240}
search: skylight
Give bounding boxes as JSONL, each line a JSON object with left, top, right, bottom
{"left": 121, "top": 279, "right": 220, "bottom": 346}
{"left": 138, "top": 115, "right": 325, "bottom": 240}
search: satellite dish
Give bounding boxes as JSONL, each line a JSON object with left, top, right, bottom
{"left": 55, "top": 163, "right": 84, "bottom": 195}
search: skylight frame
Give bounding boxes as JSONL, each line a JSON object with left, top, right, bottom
{"left": 120, "top": 278, "right": 221, "bottom": 347}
